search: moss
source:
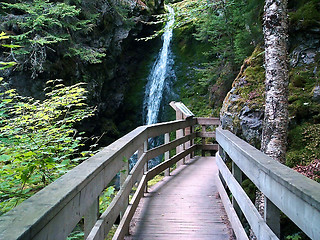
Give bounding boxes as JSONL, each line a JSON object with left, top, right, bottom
{"left": 148, "top": 174, "right": 165, "bottom": 188}
{"left": 223, "top": 46, "right": 265, "bottom": 116}
{"left": 288, "top": 65, "right": 320, "bottom": 123}
{"left": 171, "top": 21, "right": 213, "bottom": 117}
{"left": 286, "top": 123, "right": 320, "bottom": 167}
{"left": 286, "top": 64, "right": 320, "bottom": 166}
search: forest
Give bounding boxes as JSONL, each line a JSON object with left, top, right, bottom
{"left": 0, "top": 0, "right": 320, "bottom": 239}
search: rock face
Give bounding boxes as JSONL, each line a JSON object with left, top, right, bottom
{"left": 220, "top": 5, "right": 320, "bottom": 149}
{"left": 220, "top": 47, "right": 265, "bottom": 148}
{"left": 0, "top": 0, "right": 163, "bottom": 145}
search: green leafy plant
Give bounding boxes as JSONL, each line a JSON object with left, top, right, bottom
{"left": 0, "top": 79, "right": 95, "bottom": 215}
{"left": 172, "top": 0, "right": 264, "bottom": 115}
{"left": 286, "top": 233, "right": 302, "bottom": 240}
{"left": 99, "top": 186, "right": 116, "bottom": 213}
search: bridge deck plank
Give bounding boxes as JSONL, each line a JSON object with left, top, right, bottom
{"left": 126, "top": 157, "right": 235, "bottom": 240}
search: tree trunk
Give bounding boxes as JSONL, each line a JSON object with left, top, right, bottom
{"left": 261, "top": 0, "right": 289, "bottom": 164}
{"left": 252, "top": 1, "right": 289, "bottom": 238}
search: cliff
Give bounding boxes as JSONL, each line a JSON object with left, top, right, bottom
{"left": 220, "top": 0, "right": 320, "bottom": 167}
{"left": 0, "top": 0, "right": 164, "bottom": 145}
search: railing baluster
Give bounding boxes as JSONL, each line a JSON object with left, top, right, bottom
{"left": 184, "top": 126, "right": 190, "bottom": 162}
{"left": 232, "top": 161, "right": 243, "bottom": 219}
{"left": 190, "top": 125, "right": 195, "bottom": 158}
{"left": 201, "top": 125, "right": 206, "bottom": 156}
{"left": 137, "top": 144, "right": 144, "bottom": 183}
{"left": 164, "top": 132, "right": 170, "bottom": 176}
{"left": 264, "top": 197, "right": 280, "bottom": 237}
{"left": 84, "top": 198, "right": 99, "bottom": 239}
{"left": 143, "top": 140, "right": 148, "bottom": 192}
{"left": 176, "top": 128, "right": 184, "bottom": 167}
{"left": 182, "top": 128, "right": 186, "bottom": 164}
{"left": 120, "top": 157, "right": 129, "bottom": 220}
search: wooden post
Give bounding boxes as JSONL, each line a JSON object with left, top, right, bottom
{"left": 202, "top": 125, "right": 206, "bottom": 157}
{"left": 164, "top": 133, "right": 170, "bottom": 176}
{"left": 137, "top": 144, "right": 144, "bottom": 186}
{"left": 190, "top": 125, "right": 195, "bottom": 158}
{"left": 182, "top": 128, "right": 186, "bottom": 164}
{"left": 169, "top": 101, "right": 195, "bottom": 165}
{"left": 184, "top": 126, "right": 191, "bottom": 162}
{"left": 264, "top": 196, "right": 281, "bottom": 237}
{"left": 120, "top": 157, "right": 129, "bottom": 220}
{"left": 176, "top": 111, "right": 184, "bottom": 167}
{"left": 84, "top": 198, "right": 99, "bottom": 239}
{"left": 143, "top": 140, "right": 148, "bottom": 192}
{"left": 232, "top": 161, "right": 243, "bottom": 219}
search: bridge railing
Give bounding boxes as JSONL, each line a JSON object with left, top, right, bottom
{"left": 0, "top": 116, "right": 220, "bottom": 240}
{"left": 4, "top": 112, "right": 318, "bottom": 240}
{"left": 215, "top": 127, "right": 320, "bottom": 239}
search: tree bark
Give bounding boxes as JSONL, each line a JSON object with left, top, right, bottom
{"left": 261, "top": 0, "right": 289, "bottom": 164}
{"left": 253, "top": 1, "right": 289, "bottom": 236}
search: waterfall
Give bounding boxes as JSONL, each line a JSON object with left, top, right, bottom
{"left": 144, "top": 5, "right": 175, "bottom": 125}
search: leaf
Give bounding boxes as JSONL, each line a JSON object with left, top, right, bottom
{"left": 105, "top": 186, "right": 115, "bottom": 196}
{"left": 0, "top": 155, "right": 11, "bottom": 162}
{"left": 0, "top": 32, "right": 9, "bottom": 39}
{"left": 0, "top": 62, "right": 17, "bottom": 70}
{"left": 1, "top": 44, "right": 21, "bottom": 48}
{"left": 60, "top": 160, "right": 70, "bottom": 165}
{"left": 0, "top": 80, "right": 96, "bottom": 214}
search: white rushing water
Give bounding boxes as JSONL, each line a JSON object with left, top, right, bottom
{"left": 144, "top": 5, "right": 175, "bottom": 125}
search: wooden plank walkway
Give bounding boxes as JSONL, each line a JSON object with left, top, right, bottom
{"left": 126, "top": 157, "right": 235, "bottom": 240}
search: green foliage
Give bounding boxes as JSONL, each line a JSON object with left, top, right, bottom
{"left": 241, "top": 179, "right": 257, "bottom": 203}
{"left": 286, "top": 233, "right": 302, "bottom": 240}
{"left": 175, "top": 0, "right": 263, "bottom": 77}
{"left": 112, "top": 0, "right": 135, "bottom": 27}
{"left": 67, "top": 230, "right": 84, "bottom": 240}
{"left": 1, "top": 0, "right": 103, "bottom": 77}
{"left": 148, "top": 174, "right": 164, "bottom": 188}
{"left": 0, "top": 79, "right": 95, "bottom": 215}
{"left": 289, "top": 0, "right": 320, "bottom": 29}
{"left": 0, "top": 32, "right": 18, "bottom": 70}
{"left": 67, "top": 46, "right": 106, "bottom": 64}
{"left": 172, "top": 0, "right": 264, "bottom": 115}
{"left": 0, "top": 61, "right": 16, "bottom": 70}
{"left": 99, "top": 186, "right": 116, "bottom": 213}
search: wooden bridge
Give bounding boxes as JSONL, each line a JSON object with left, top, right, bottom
{"left": 0, "top": 102, "right": 319, "bottom": 240}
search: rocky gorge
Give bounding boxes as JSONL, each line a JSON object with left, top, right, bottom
{"left": 0, "top": 0, "right": 165, "bottom": 145}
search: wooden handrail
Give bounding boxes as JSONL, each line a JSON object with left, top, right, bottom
{"left": 10, "top": 113, "right": 310, "bottom": 240}
{"left": 216, "top": 127, "right": 320, "bottom": 239}
{"left": 0, "top": 118, "right": 197, "bottom": 240}
{"left": 196, "top": 117, "right": 220, "bottom": 126}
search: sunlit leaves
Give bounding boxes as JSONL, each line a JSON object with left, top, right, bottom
{"left": 0, "top": 80, "right": 95, "bottom": 215}
{"left": 0, "top": 32, "right": 10, "bottom": 40}
{"left": 0, "top": 61, "right": 17, "bottom": 70}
